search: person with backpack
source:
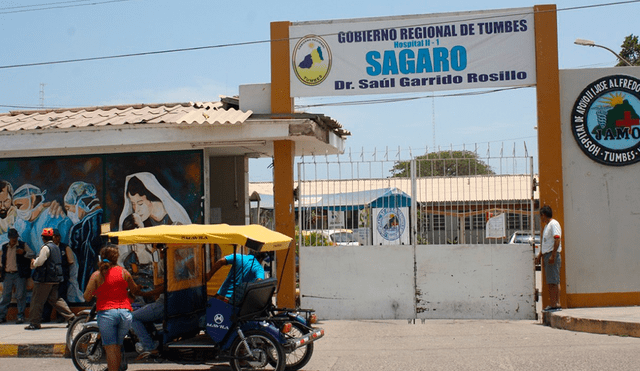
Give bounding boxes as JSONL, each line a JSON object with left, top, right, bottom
{"left": 25, "top": 228, "right": 75, "bottom": 330}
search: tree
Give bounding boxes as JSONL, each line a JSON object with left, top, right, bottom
{"left": 390, "top": 150, "right": 495, "bottom": 177}
{"left": 295, "top": 227, "right": 332, "bottom": 249}
{"left": 618, "top": 34, "right": 640, "bottom": 66}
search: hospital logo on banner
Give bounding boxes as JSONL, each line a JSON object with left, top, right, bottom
{"left": 292, "top": 35, "right": 332, "bottom": 86}
{"left": 376, "top": 207, "right": 406, "bottom": 241}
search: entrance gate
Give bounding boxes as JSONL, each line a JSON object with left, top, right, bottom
{"left": 296, "top": 146, "right": 538, "bottom": 320}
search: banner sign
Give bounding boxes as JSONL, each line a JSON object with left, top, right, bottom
{"left": 289, "top": 7, "right": 536, "bottom": 97}
{"left": 485, "top": 213, "right": 506, "bottom": 239}
{"left": 328, "top": 210, "right": 345, "bottom": 228}
{"left": 570, "top": 74, "right": 640, "bottom": 166}
{"left": 373, "top": 207, "right": 409, "bottom": 245}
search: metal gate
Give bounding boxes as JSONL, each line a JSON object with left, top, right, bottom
{"left": 295, "top": 144, "right": 538, "bottom": 320}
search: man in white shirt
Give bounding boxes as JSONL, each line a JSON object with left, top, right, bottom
{"left": 534, "top": 205, "right": 562, "bottom": 311}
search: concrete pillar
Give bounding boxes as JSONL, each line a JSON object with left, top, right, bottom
{"left": 271, "top": 21, "right": 296, "bottom": 308}
{"left": 534, "top": 4, "right": 566, "bottom": 309}
{"left": 273, "top": 140, "right": 296, "bottom": 308}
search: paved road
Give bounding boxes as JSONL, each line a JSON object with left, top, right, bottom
{"left": 4, "top": 319, "right": 640, "bottom": 371}
{"left": 304, "top": 319, "right": 640, "bottom": 371}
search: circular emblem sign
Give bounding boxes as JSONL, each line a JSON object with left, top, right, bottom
{"left": 214, "top": 314, "right": 224, "bottom": 324}
{"left": 571, "top": 75, "right": 640, "bottom": 166}
{"left": 376, "top": 208, "right": 406, "bottom": 241}
{"left": 292, "top": 35, "right": 332, "bottom": 86}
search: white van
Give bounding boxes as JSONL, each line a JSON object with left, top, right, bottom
{"left": 508, "top": 230, "right": 541, "bottom": 269}
{"left": 321, "top": 229, "right": 361, "bottom": 246}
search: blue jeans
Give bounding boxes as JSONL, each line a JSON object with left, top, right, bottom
{"left": 0, "top": 272, "right": 27, "bottom": 319}
{"left": 131, "top": 299, "right": 163, "bottom": 350}
{"left": 97, "top": 309, "right": 132, "bottom": 346}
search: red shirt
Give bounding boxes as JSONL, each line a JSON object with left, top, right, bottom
{"left": 94, "top": 266, "right": 133, "bottom": 312}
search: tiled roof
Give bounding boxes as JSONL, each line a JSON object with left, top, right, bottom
{"left": 250, "top": 174, "right": 538, "bottom": 203}
{"left": 0, "top": 101, "right": 252, "bottom": 131}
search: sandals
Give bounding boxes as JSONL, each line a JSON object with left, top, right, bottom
{"left": 134, "top": 349, "right": 158, "bottom": 361}
{"left": 543, "top": 306, "right": 562, "bottom": 312}
{"left": 24, "top": 324, "right": 41, "bottom": 330}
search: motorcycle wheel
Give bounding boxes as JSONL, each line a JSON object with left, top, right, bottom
{"left": 71, "top": 327, "right": 107, "bottom": 371}
{"left": 282, "top": 322, "right": 314, "bottom": 371}
{"left": 230, "top": 330, "right": 286, "bottom": 371}
{"left": 66, "top": 313, "right": 89, "bottom": 351}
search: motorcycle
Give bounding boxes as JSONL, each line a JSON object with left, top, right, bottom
{"left": 268, "top": 307, "right": 319, "bottom": 370}
{"left": 70, "top": 224, "right": 324, "bottom": 371}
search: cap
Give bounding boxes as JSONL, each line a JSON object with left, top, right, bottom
{"left": 8, "top": 228, "right": 18, "bottom": 238}
{"left": 52, "top": 228, "right": 61, "bottom": 236}
{"left": 41, "top": 228, "right": 54, "bottom": 237}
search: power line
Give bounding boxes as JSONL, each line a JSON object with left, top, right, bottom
{"left": 0, "top": 0, "right": 92, "bottom": 10}
{"left": 295, "top": 86, "right": 535, "bottom": 109}
{"left": 0, "top": 0, "right": 637, "bottom": 70}
{"left": 0, "top": 0, "right": 136, "bottom": 15}
{"left": 0, "top": 39, "right": 268, "bottom": 70}
{"left": 0, "top": 86, "right": 533, "bottom": 112}
{"left": 557, "top": 0, "right": 639, "bottom": 12}
{"left": 0, "top": 104, "right": 60, "bottom": 110}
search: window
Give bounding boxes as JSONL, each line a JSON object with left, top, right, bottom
{"left": 507, "top": 213, "right": 531, "bottom": 230}
{"left": 418, "top": 213, "right": 429, "bottom": 233}
{"left": 465, "top": 214, "right": 485, "bottom": 230}
{"left": 432, "top": 214, "right": 446, "bottom": 230}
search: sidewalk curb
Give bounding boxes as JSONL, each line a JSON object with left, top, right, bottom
{"left": 0, "top": 343, "right": 66, "bottom": 358}
{"left": 544, "top": 311, "right": 640, "bottom": 338}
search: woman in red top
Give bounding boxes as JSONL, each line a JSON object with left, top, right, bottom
{"left": 83, "top": 245, "right": 141, "bottom": 371}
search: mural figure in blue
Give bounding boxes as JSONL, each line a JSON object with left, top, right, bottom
{"left": 12, "top": 184, "right": 72, "bottom": 256}
{"left": 64, "top": 181, "right": 103, "bottom": 297}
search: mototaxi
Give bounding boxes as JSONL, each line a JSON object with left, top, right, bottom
{"left": 73, "top": 223, "right": 324, "bottom": 371}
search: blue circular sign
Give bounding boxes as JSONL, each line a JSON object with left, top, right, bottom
{"left": 376, "top": 208, "right": 406, "bottom": 241}
{"left": 571, "top": 75, "right": 640, "bottom": 166}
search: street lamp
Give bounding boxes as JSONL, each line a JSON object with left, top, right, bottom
{"left": 574, "top": 38, "right": 633, "bottom": 66}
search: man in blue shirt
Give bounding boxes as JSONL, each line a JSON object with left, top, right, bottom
{"left": 207, "top": 251, "right": 266, "bottom": 305}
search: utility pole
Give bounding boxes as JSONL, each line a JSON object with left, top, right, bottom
{"left": 432, "top": 94, "right": 436, "bottom": 151}
{"left": 39, "top": 83, "right": 46, "bottom": 108}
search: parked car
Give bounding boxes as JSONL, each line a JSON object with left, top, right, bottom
{"left": 508, "top": 230, "right": 541, "bottom": 269}
{"left": 321, "top": 229, "right": 361, "bottom": 246}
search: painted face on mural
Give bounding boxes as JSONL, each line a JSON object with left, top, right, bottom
{"left": 13, "top": 194, "right": 35, "bottom": 221}
{"left": 128, "top": 192, "right": 167, "bottom": 227}
{"left": 0, "top": 186, "right": 12, "bottom": 219}
{"left": 129, "top": 192, "right": 152, "bottom": 221}
{"left": 64, "top": 202, "right": 85, "bottom": 224}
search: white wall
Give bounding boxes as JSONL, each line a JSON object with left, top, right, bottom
{"left": 415, "top": 244, "right": 535, "bottom": 319}
{"left": 560, "top": 68, "right": 640, "bottom": 295}
{"left": 299, "top": 245, "right": 416, "bottom": 320}
{"left": 299, "top": 244, "right": 535, "bottom": 320}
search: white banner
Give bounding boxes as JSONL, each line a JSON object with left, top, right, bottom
{"left": 486, "top": 213, "right": 506, "bottom": 239}
{"left": 289, "top": 7, "right": 536, "bottom": 97}
{"left": 372, "top": 207, "right": 409, "bottom": 245}
{"left": 327, "top": 210, "right": 345, "bottom": 228}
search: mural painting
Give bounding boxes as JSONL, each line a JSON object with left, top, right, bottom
{"left": 0, "top": 151, "right": 203, "bottom": 304}
{"left": 105, "top": 152, "right": 203, "bottom": 298}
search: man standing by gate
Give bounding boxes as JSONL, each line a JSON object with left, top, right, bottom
{"left": 535, "top": 205, "right": 562, "bottom": 311}
{"left": 25, "top": 228, "right": 75, "bottom": 330}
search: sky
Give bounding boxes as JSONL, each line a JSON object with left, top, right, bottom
{"left": 0, "top": 0, "right": 638, "bottom": 181}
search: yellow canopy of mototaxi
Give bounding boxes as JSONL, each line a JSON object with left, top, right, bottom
{"left": 104, "top": 224, "right": 292, "bottom": 252}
